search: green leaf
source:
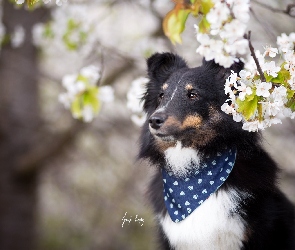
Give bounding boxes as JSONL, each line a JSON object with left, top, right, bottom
{"left": 201, "top": 0, "right": 214, "bottom": 15}
{"left": 287, "top": 89, "right": 295, "bottom": 99}
{"left": 198, "top": 16, "right": 210, "bottom": 33}
{"left": 244, "top": 89, "right": 256, "bottom": 101}
{"left": 1, "top": 34, "right": 10, "bottom": 47}
{"left": 43, "top": 23, "right": 54, "bottom": 39}
{"left": 286, "top": 98, "right": 295, "bottom": 111}
{"left": 76, "top": 75, "right": 88, "bottom": 83}
{"left": 271, "top": 68, "right": 291, "bottom": 85}
{"left": 236, "top": 95, "right": 258, "bottom": 120}
{"left": 163, "top": 9, "right": 190, "bottom": 44}
{"left": 62, "top": 19, "right": 87, "bottom": 51}
{"left": 84, "top": 88, "right": 101, "bottom": 114}
{"left": 71, "top": 96, "right": 82, "bottom": 119}
{"left": 264, "top": 73, "right": 273, "bottom": 83}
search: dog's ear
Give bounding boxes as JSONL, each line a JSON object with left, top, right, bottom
{"left": 142, "top": 53, "right": 187, "bottom": 115}
{"left": 202, "top": 58, "right": 244, "bottom": 80}
{"left": 147, "top": 53, "right": 188, "bottom": 83}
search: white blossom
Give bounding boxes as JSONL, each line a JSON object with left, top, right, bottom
{"left": 271, "top": 86, "right": 287, "bottom": 103}
{"left": 262, "top": 61, "right": 280, "bottom": 78}
{"left": 58, "top": 65, "right": 112, "bottom": 122}
{"left": 62, "top": 74, "right": 80, "bottom": 95}
{"left": 263, "top": 46, "right": 278, "bottom": 58}
{"left": 283, "top": 108, "right": 295, "bottom": 119}
{"left": 56, "top": 0, "right": 67, "bottom": 6}
{"left": 195, "top": 0, "right": 250, "bottom": 68}
{"left": 11, "top": 25, "right": 25, "bottom": 48}
{"left": 221, "top": 31, "right": 295, "bottom": 132}
{"left": 98, "top": 86, "right": 114, "bottom": 103}
{"left": 80, "top": 65, "right": 100, "bottom": 85}
{"left": 262, "top": 117, "right": 282, "bottom": 128}
{"left": 242, "top": 121, "right": 263, "bottom": 132}
{"left": 127, "top": 77, "right": 148, "bottom": 126}
{"left": 224, "top": 39, "right": 248, "bottom": 55}
{"left": 127, "top": 77, "right": 148, "bottom": 113}
{"left": 237, "top": 82, "right": 252, "bottom": 101}
{"left": 58, "top": 93, "right": 72, "bottom": 109}
{"left": 221, "top": 103, "right": 242, "bottom": 122}
{"left": 239, "top": 69, "right": 251, "bottom": 80}
{"left": 206, "top": 2, "right": 230, "bottom": 30}
{"left": 232, "top": 0, "right": 250, "bottom": 23}
{"left": 277, "top": 33, "right": 295, "bottom": 53}
{"left": 256, "top": 81, "right": 272, "bottom": 98}
{"left": 131, "top": 114, "right": 147, "bottom": 127}
{"left": 82, "top": 105, "right": 94, "bottom": 122}
{"left": 32, "top": 5, "right": 96, "bottom": 56}
{"left": 220, "top": 20, "right": 246, "bottom": 41}
{"left": 0, "top": 23, "right": 5, "bottom": 49}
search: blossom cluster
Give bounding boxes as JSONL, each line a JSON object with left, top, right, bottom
{"left": 126, "top": 77, "right": 148, "bottom": 127}
{"left": 59, "top": 65, "right": 114, "bottom": 122}
{"left": 221, "top": 33, "right": 295, "bottom": 132}
{"left": 0, "top": 22, "right": 26, "bottom": 51}
{"left": 33, "top": 5, "right": 96, "bottom": 55}
{"left": 195, "top": 0, "right": 250, "bottom": 67}
{"left": 16, "top": 0, "right": 67, "bottom": 7}
{"left": 0, "top": 8, "right": 5, "bottom": 51}
{"left": 11, "top": 26, "right": 25, "bottom": 48}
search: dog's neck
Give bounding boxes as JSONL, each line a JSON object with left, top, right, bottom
{"left": 163, "top": 141, "right": 202, "bottom": 178}
{"left": 162, "top": 143, "right": 237, "bottom": 223}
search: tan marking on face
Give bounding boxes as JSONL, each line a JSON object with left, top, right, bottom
{"left": 153, "top": 116, "right": 180, "bottom": 151}
{"left": 185, "top": 84, "right": 193, "bottom": 91}
{"left": 164, "top": 116, "right": 182, "bottom": 128}
{"left": 181, "top": 115, "right": 202, "bottom": 129}
{"left": 162, "top": 83, "right": 168, "bottom": 90}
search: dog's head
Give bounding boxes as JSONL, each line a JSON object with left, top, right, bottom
{"left": 141, "top": 52, "right": 253, "bottom": 156}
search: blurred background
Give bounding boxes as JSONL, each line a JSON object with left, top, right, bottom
{"left": 0, "top": 0, "right": 294, "bottom": 249}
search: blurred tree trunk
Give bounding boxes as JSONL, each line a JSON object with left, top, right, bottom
{"left": 0, "top": 1, "right": 49, "bottom": 249}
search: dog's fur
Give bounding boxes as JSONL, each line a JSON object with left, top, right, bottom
{"left": 139, "top": 53, "right": 295, "bottom": 250}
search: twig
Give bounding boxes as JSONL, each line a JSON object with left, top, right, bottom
{"left": 245, "top": 31, "right": 266, "bottom": 83}
{"left": 252, "top": 0, "right": 295, "bottom": 18}
{"left": 249, "top": 8, "right": 277, "bottom": 42}
{"left": 16, "top": 120, "right": 85, "bottom": 176}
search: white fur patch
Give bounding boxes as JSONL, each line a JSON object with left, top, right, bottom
{"left": 164, "top": 141, "right": 201, "bottom": 177}
{"left": 159, "top": 188, "right": 247, "bottom": 250}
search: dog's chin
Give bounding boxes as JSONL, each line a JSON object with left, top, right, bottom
{"left": 154, "top": 133, "right": 176, "bottom": 142}
{"left": 149, "top": 128, "right": 176, "bottom": 142}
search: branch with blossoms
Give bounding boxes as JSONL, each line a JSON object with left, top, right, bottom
{"left": 59, "top": 65, "right": 114, "bottom": 122}
{"left": 160, "top": 0, "right": 295, "bottom": 132}
{"left": 14, "top": 0, "right": 66, "bottom": 8}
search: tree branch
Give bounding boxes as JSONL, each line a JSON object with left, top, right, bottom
{"left": 16, "top": 121, "right": 85, "bottom": 176}
{"left": 245, "top": 31, "right": 266, "bottom": 83}
{"left": 252, "top": 0, "right": 295, "bottom": 18}
{"left": 249, "top": 8, "right": 277, "bottom": 41}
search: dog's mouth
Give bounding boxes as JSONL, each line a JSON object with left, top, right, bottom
{"left": 154, "top": 133, "right": 176, "bottom": 142}
{"left": 149, "top": 126, "right": 175, "bottom": 141}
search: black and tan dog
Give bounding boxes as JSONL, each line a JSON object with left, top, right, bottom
{"left": 139, "top": 52, "right": 295, "bottom": 250}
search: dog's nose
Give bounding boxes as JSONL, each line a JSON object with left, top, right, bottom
{"left": 149, "top": 114, "right": 167, "bottom": 130}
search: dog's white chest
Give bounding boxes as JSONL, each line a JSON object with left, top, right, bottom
{"left": 159, "top": 189, "right": 246, "bottom": 250}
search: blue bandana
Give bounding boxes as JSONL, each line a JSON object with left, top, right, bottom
{"left": 162, "top": 147, "right": 237, "bottom": 223}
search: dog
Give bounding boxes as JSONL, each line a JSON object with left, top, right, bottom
{"left": 139, "top": 52, "right": 295, "bottom": 250}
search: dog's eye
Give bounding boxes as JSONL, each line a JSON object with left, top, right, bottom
{"left": 159, "top": 93, "right": 164, "bottom": 99}
{"left": 188, "top": 92, "right": 198, "bottom": 100}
